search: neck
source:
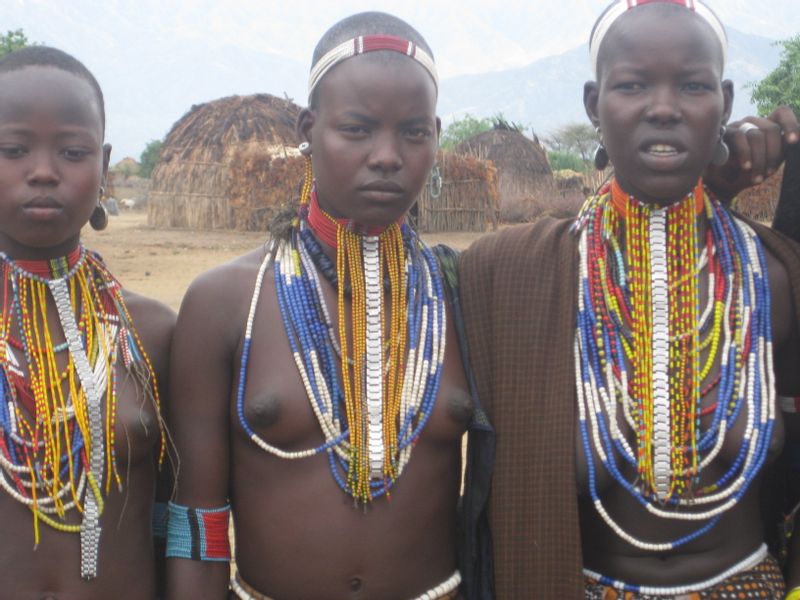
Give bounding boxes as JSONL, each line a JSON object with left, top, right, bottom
{"left": 2, "top": 245, "right": 83, "bottom": 280}
{"left": 305, "top": 190, "right": 400, "bottom": 250}
{"left": 610, "top": 178, "right": 705, "bottom": 218}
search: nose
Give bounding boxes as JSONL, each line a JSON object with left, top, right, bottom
{"left": 644, "top": 85, "right": 682, "bottom": 126}
{"left": 26, "top": 149, "right": 60, "bottom": 187}
{"left": 367, "top": 131, "right": 402, "bottom": 173}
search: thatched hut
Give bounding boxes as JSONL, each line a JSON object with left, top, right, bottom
{"left": 414, "top": 151, "right": 499, "bottom": 233}
{"left": 734, "top": 164, "right": 784, "bottom": 222}
{"left": 147, "top": 94, "right": 300, "bottom": 230}
{"left": 455, "top": 123, "right": 559, "bottom": 221}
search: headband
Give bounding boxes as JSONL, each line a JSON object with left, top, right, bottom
{"left": 589, "top": 0, "right": 728, "bottom": 78}
{"left": 308, "top": 34, "right": 438, "bottom": 99}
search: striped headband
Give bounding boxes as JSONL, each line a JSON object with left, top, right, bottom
{"left": 589, "top": 0, "right": 728, "bottom": 77}
{"left": 308, "top": 34, "right": 438, "bottom": 99}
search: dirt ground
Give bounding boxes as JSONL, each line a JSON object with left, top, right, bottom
{"left": 82, "top": 211, "right": 490, "bottom": 311}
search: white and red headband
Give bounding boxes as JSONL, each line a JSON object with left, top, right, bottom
{"left": 589, "top": 0, "right": 728, "bottom": 78}
{"left": 308, "top": 34, "right": 438, "bottom": 100}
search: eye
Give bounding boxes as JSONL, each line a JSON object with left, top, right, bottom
{"left": 682, "top": 81, "right": 711, "bottom": 93}
{"left": 403, "top": 127, "right": 433, "bottom": 141}
{"left": 61, "top": 147, "right": 92, "bottom": 161}
{"left": 0, "top": 145, "right": 27, "bottom": 159}
{"left": 338, "top": 125, "right": 370, "bottom": 138}
{"left": 615, "top": 81, "right": 645, "bottom": 93}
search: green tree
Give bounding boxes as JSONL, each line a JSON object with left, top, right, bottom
{"left": 0, "top": 29, "right": 31, "bottom": 57}
{"left": 545, "top": 122, "right": 598, "bottom": 166}
{"left": 750, "top": 35, "right": 800, "bottom": 116}
{"left": 548, "top": 150, "right": 585, "bottom": 172}
{"left": 440, "top": 114, "right": 493, "bottom": 150}
{"left": 139, "top": 139, "right": 163, "bottom": 178}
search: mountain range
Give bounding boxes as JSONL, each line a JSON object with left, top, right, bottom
{"left": 438, "top": 27, "right": 782, "bottom": 138}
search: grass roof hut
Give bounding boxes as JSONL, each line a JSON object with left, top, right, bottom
{"left": 734, "top": 164, "right": 784, "bottom": 223}
{"left": 147, "top": 94, "right": 300, "bottom": 230}
{"left": 455, "top": 121, "right": 561, "bottom": 222}
{"left": 414, "top": 151, "right": 499, "bottom": 233}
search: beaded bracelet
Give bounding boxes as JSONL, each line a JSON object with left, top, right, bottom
{"left": 166, "top": 502, "right": 231, "bottom": 561}
{"left": 787, "top": 586, "right": 800, "bottom": 600}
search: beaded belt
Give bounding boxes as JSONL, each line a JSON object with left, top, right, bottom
{"left": 583, "top": 544, "right": 769, "bottom": 596}
{"left": 230, "top": 569, "right": 461, "bottom": 600}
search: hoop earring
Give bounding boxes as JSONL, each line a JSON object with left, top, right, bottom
{"left": 594, "top": 127, "right": 609, "bottom": 171}
{"left": 711, "top": 125, "right": 730, "bottom": 166}
{"left": 298, "top": 142, "right": 313, "bottom": 207}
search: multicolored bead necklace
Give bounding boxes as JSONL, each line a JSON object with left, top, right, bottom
{"left": 237, "top": 179, "right": 447, "bottom": 505}
{"left": 0, "top": 247, "right": 165, "bottom": 579}
{"left": 573, "top": 179, "right": 774, "bottom": 556}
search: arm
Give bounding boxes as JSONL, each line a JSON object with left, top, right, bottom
{"left": 121, "top": 292, "right": 177, "bottom": 598}
{"left": 165, "top": 266, "right": 244, "bottom": 600}
{"left": 705, "top": 106, "right": 800, "bottom": 204}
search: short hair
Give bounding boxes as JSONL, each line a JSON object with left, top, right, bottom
{"left": 0, "top": 46, "right": 105, "bottom": 132}
{"left": 309, "top": 11, "right": 434, "bottom": 109}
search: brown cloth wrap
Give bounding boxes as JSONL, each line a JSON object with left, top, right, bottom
{"left": 458, "top": 215, "right": 800, "bottom": 599}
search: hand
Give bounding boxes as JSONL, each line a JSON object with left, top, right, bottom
{"left": 705, "top": 105, "right": 800, "bottom": 202}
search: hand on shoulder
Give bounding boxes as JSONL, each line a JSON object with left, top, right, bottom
{"left": 706, "top": 105, "right": 800, "bottom": 201}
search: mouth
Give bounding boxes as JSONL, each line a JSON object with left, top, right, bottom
{"left": 357, "top": 181, "right": 406, "bottom": 202}
{"left": 645, "top": 143, "right": 680, "bottom": 157}
{"left": 22, "top": 197, "right": 64, "bottom": 219}
{"left": 639, "top": 141, "right": 688, "bottom": 171}
{"left": 359, "top": 180, "right": 405, "bottom": 194}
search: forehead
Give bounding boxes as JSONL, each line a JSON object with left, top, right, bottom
{"left": 598, "top": 7, "right": 723, "bottom": 77}
{"left": 314, "top": 53, "right": 437, "bottom": 115}
{"left": 0, "top": 66, "right": 102, "bottom": 133}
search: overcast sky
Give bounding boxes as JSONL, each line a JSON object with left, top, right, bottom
{"left": 3, "top": 0, "right": 799, "bottom": 159}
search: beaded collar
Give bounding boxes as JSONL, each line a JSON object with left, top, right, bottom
{"left": 573, "top": 180, "right": 774, "bottom": 569}
{"left": 0, "top": 246, "right": 165, "bottom": 579}
{"left": 237, "top": 205, "right": 447, "bottom": 504}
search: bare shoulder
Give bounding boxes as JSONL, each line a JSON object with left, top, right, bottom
{"left": 120, "top": 289, "right": 176, "bottom": 374}
{"left": 176, "top": 246, "right": 275, "bottom": 350}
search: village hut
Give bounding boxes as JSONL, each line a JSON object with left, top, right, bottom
{"left": 414, "top": 151, "right": 499, "bottom": 233}
{"left": 147, "top": 94, "right": 300, "bottom": 230}
{"left": 455, "top": 122, "right": 560, "bottom": 221}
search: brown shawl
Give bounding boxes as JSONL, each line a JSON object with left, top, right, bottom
{"left": 458, "top": 215, "right": 800, "bottom": 599}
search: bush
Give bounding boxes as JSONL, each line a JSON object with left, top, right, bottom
{"left": 548, "top": 150, "right": 586, "bottom": 172}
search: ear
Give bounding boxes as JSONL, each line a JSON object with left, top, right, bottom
{"left": 721, "top": 79, "right": 734, "bottom": 125}
{"left": 296, "top": 108, "right": 315, "bottom": 147}
{"left": 584, "top": 80, "right": 601, "bottom": 129}
{"left": 102, "top": 143, "right": 112, "bottom": 184}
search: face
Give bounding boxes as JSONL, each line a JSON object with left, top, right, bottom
{"left": 298, "top": 54, "right": 439, "bottom": 227}
{"left": 0, "top": 66, "right": 109, "bottom": 260}
{"left": 584, "top": 9, "right": 733, "bottom": 205}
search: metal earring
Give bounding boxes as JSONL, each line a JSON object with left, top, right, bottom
{"left": 90, "top": 204, "right": 108, "bottom": 231}
{"left": 711, "top": 125, "right": 730, "bottom": 166}
{"left": 594, "top": 128, "right": 610, "bottom": 171}
{"left": 90, "top": 188, "right": 108, "bottom": 231}
{"left": 298, "top": 142, "right": 311, "bottom": 156}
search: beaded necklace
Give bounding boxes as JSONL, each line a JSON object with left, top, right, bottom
{"left": 237, "top": 185, "right": 447, "bottom": 505}
{"left": 0, "top": 247, "right": 165, "bottom": 579}
{"left": 573, "top": 179, "right": 774, "bottom": 558}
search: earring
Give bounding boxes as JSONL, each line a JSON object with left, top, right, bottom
{"left": 90, "top": 203, "right": 108, "bottom": 231}
{"left": 711, "top": 125, "right": 730, "bottom": 166}
{"left": 298, "top": 142, "right": 313, "bottom": 206}
{"left": 90, "top": 186, "right": 109, "bottom": 231}
{"left": 594, "top": 128, "right": 610, "bottom": 171}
